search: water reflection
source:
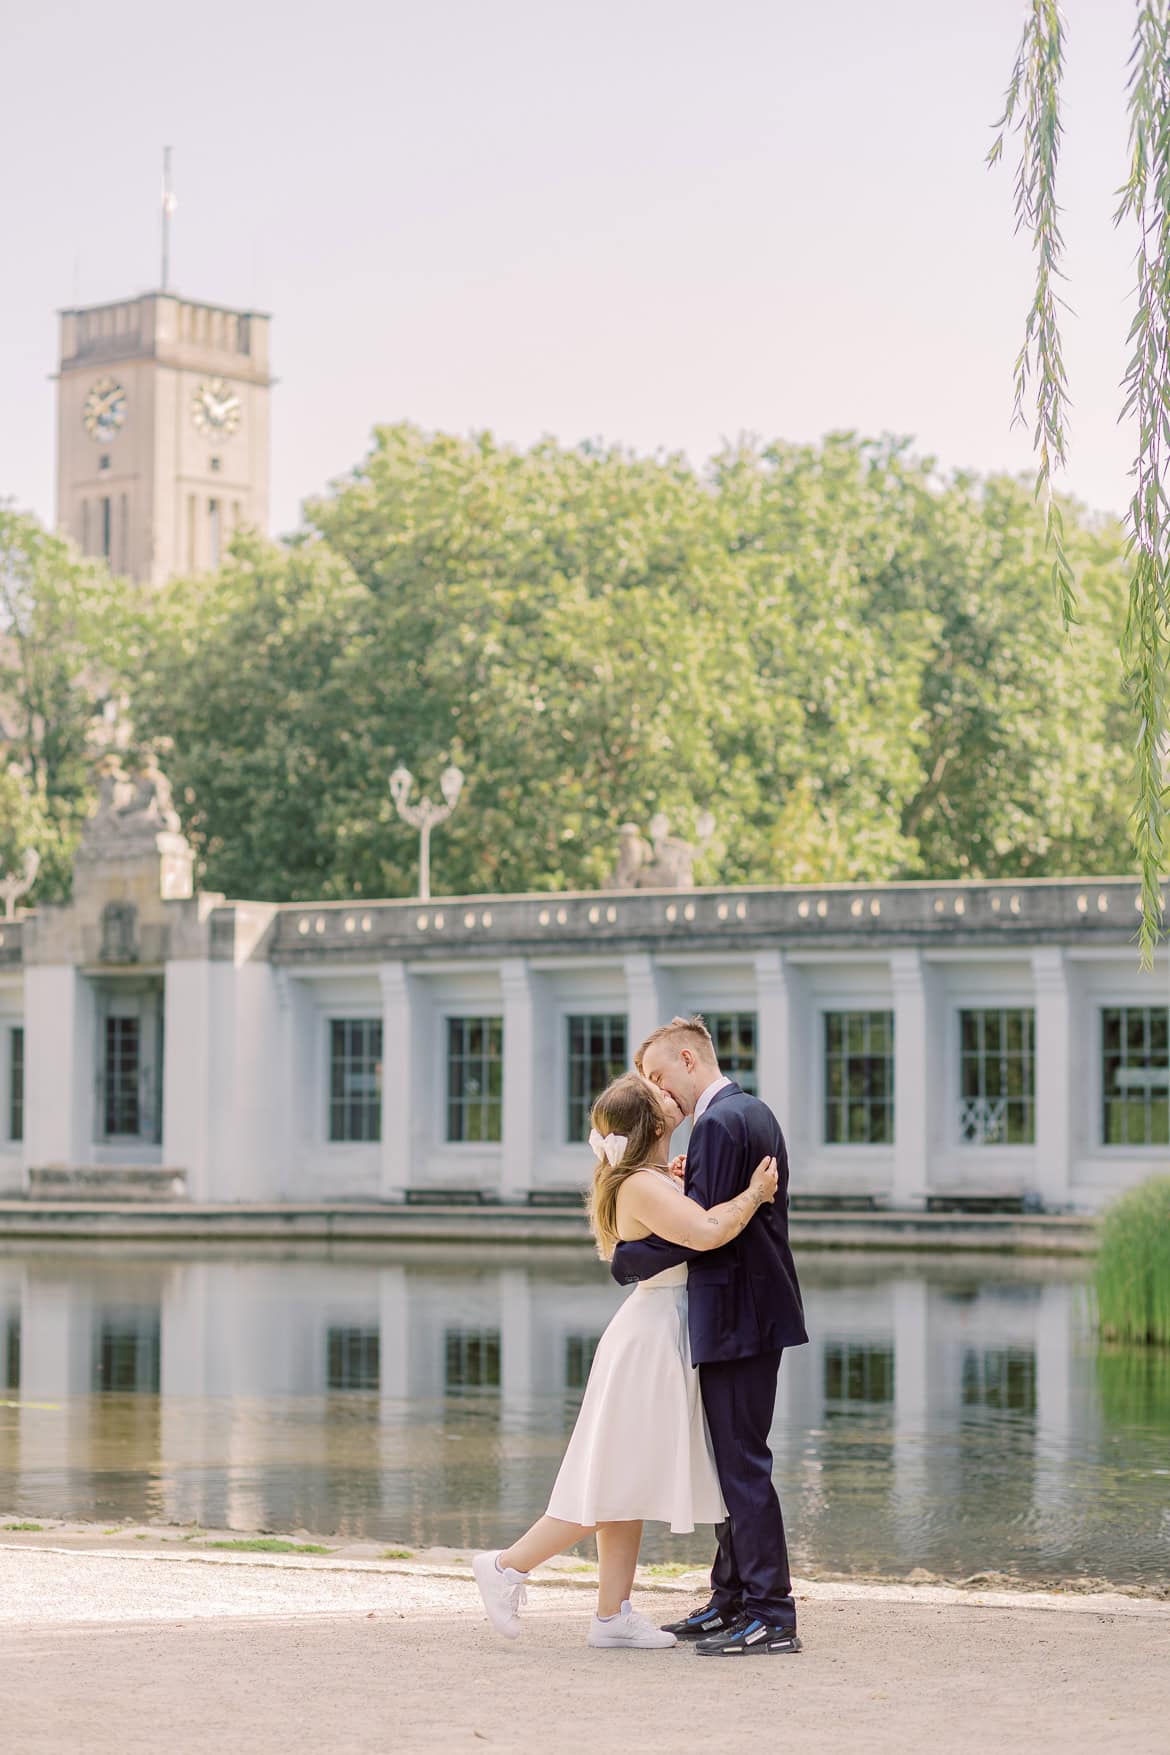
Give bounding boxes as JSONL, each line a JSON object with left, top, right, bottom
{"left": 0, "top": 1247, "right": 1166, "bottom": 1585}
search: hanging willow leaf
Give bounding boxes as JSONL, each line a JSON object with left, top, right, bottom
{"left": 1114, "top": 0, "right": 1170, "bottom": 964}
{"left": 994, "top": 2, "right": 1168, "bottom": 963}
{"left": 988, "top": 0, "right": 1077, "bottom": 629}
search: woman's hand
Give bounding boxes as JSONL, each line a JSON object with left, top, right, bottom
{"left": 749, "top": 1155, "right": 779, "bottom": 1207}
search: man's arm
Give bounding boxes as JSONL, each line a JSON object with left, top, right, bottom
{"left": 610, "top": 1233, "right": 700, "bottom": 1286}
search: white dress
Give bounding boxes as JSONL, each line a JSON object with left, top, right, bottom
{"left": 546, "top": 1176, "right": 727, "bottom": 1533}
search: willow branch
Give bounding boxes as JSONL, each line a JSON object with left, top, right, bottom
{"left": 988, "top": 0, "right": 1077, "bottom": 627}
{"left": 1115, "top": 0, "right": 1170, "bottom": 964}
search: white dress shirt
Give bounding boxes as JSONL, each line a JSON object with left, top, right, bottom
{"left": 694, "top": 1074, "right": 732, "bottom": 1121}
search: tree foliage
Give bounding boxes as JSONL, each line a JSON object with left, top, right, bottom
{"left": 122, "top": 424, "right": 1134, "bottom": 902}
{"left": 992, "top": 1, "right": 1170, "bottom": 960}
{"left": 0, "top": 506, "right": 127, "bottom": 900}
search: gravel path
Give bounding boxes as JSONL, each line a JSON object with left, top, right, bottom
{"left": 2, "top": 1542, "right": 1168, "bottom": 1754}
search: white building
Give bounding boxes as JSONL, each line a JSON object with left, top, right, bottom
{"left": 0, "top": 791, "right": 1166, "bottom": 1212}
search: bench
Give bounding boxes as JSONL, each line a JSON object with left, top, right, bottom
{"left": 789, "top": 1192, "right": 884, "bottom": 1213}
{"left": 27, "top": 1165, "right": 188, "bottom": 1202}
{"left": 526, "top": 1189, "right": 586, "bottom": 1208}
{"left": 402, "top": 1188, "right": 494, "bottom": 1206}
{"left": 925, "top": 1192, "right": 1028, "bottom": 1215}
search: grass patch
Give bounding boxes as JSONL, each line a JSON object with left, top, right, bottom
{"left": 380, "top": 1547, "right": 414, "bottom": 1560}
{"left": 641, "top": 1563, "right": 693, "bottom": 1578}
{"left": 1096, "top": 1175, "right": 1170, "bottom": 1345}
{"left": 560, "top": 1562, "right": 596, "bottom": 1574}
{"left": 3, "top": 1521, "right": 43, "bottom": 1532}
{"left": 202, "top": 1538, "right": 333, "bottom": 1554}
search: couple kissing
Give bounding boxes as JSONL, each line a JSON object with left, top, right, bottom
{"left": 474, "top": 1014, "right": 808, "bottom": 1656}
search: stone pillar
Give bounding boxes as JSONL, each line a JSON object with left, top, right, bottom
{"left": 623, "top": 954, "right": 676, "bottom": 1062}
{"left": 162, "top": 960, "right": 214, "bottom": 1199}
{"left": 754, "top": 950, "right": 807, "bottom": 1151}
{"left": 380, "top": 962, "right": 418, "bottom": 1200}
{"left": 500, "top": 958, "right": 538, "bottom": 1201}
{"left": 890, "top": 951, "right": 939, "bottom": 1208}
{"left": 23, "top": 966, "right": 94, "bottom": 1169}
{"left": 1032, "top": 948, "right": 1073, "bottom": 1209}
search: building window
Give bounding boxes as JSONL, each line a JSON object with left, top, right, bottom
{"left": 447, "top": 1017, "right": 504, "bottom": 1142}
{"left": 328, "top": 1019, "right": 382, "bottom": 1143}
{"left": 564, "top": 1333, "right": 601, "bottom": 1391}
{"left": 9, "top": 1026, "right": 23, "bottom": 1142}
{"left": 824, "top": 1011, "right": 894, "bottom": 1144}
{"left": 707, "top": 1012, "right": 758, "bottom": 1094}
{"left": 104, "top": 1016, "right": 140, "bottom": 1135}
{"left": 960, "top": 1346, "right": 1037, "bottom": 1416}
{"left": 1102, "top": 1006, "right": 1169, "bottom": 1146}
{"left": 959, "top": 1008, "right": 1035, "bottom": 1144}
{"left": 81, "top": 500, "right": 90, "bottom": 553}
{"left": 93, "top": 1311, "right": 161, "bottom": 1392}
{"left": 326, "top": 1327, "right": 380, "bottom": 1391}
{"left": 445, "top": 1327, "right": 501, "bottom": 1392}
{"left": 823, "top": 1340, "right": 895, "bottom": 1406}
{"left": 119, "top": 493, "right": 128, "bottom": 572}
{"left": 187, "top": 493, "right": 197, "bottom": 571}
{"left": 566, "top": 1014, "right": 627, "bottom": 1142}
{"left": 100, "top": 495, "right": 111, "bottom": 560}
{"left": 208, "top": 498, "right": 221, "bottom": 568}
{"left": 2, "top": 1313, "right": 18, "bottom": 1392}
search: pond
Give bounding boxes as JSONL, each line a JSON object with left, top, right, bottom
{"left": 1, "top": 1245, "right": 1167, "bottom": 1586}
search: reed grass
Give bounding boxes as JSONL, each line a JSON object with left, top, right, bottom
{"left": 1095, "top": 1176, "right": 1170, "bottom": 1346}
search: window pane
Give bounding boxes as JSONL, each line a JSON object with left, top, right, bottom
{"left": 823, "top": 1011, "right": 895, "bottom": 1144}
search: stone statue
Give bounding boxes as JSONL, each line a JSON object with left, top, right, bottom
{"left": 609, "top": 811, "right": 716, "bottom": 890}
{"left": 0, "top": 847, "right": 39, "bottom": 920}
{"left": 84, "top": 752, "right": 181, "bottom": 843}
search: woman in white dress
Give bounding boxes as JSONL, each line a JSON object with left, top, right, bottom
{"left": 473, "top": 1072, "right": 778, "bottom": 1650}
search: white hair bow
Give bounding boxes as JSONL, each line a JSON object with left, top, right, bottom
{"left": 589, "top": 1128, "right": 628, "bottom": 1168}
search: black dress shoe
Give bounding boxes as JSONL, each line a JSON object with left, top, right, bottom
{"left": 694, "top": 1611, "right": 801, "bottom": 1656}
{"left": 660, "top": 1600, "right": 743, "bottom": 1640}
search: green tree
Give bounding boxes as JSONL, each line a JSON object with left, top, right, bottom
{"left": 991, "top": 0, "right": 1170, "bottom": 955}
{"left": 0, "top": 507, "right": 126, "bottom": 899}
{"left": 127, "top": 423, "right": 1135, "bottom": 904}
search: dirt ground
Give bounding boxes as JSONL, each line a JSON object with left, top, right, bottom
{"left": 2, "top": 1531, "right": 1167, "bottom": 1755}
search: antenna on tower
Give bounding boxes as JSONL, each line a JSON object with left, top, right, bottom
{"left": 160, "top": 147, "right": 176, "bottom": 292}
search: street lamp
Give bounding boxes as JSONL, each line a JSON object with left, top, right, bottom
{"left": 389, "top": 764, "right": 464, "bottom": 901}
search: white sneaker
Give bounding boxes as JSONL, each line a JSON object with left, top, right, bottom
{"left": 588, "top": 1607, "right": 678, "bottom": 1650}
{"left": 473, "top": 1550, "right": 528, "bottom": 1640}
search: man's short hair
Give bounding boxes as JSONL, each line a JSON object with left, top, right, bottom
{"left": 634, "top": 1014, "right": 717, "bottom": 1075}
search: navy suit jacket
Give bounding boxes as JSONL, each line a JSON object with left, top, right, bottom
{"left": 610, "top": 1082, "right": 808, "bottom": 1366}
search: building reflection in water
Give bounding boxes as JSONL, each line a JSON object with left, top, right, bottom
{"left": 0, "top": 1247, "right": 1165, "bottom": 1584}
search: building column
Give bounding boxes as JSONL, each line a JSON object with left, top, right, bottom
{"left": 890, "top": 951, "right": 939, "bottom": 1208}
{"left": 23, "top": 966, "right": 94, "bottom": 1170}
{"left": 162, "top": 960, "right": 213, "bottom": 1200}
{"left": 1032, "top": 948, "right": 1073, "bottom": 1210}
{"left": 380, "top": 962, "right": 419, "bottom": 1200}
{"left": 500, "top": 958, "right": 539, "bottom": 1201}
{"left": 623, "top": 954, "right": 676, "bottom": 1062}
{"left": 754, "top": 951, "right": 808, "bottom": 1153}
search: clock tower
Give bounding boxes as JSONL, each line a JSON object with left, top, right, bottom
{"left": 55, "top": 292, "right": 272, "bottom": 584}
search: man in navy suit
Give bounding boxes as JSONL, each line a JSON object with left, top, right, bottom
{"left": 611, "top": 1015, "right": 808, "bottom": 1655}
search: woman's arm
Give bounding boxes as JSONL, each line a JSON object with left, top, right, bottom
{"left": 618, "top": 1158, "right": 778, "bottom": 1251}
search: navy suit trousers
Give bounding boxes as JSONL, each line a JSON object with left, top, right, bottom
{"left": 699, "top": 1349, "right": 794, "bottom": 1625}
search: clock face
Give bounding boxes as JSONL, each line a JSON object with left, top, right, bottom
{"left": 192, "top": 378, "right": 241, "bottom": 438}
{"left": 83, "top": 378, "right": 127, "bottom": 443}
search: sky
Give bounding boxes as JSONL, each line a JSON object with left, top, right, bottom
{"left": 0, "top": 0, "right": 1142, "bottom": 540}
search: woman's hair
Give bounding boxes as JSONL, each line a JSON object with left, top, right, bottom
{"left": 586, "top": 1072, "right": 669, "bottom": 1259}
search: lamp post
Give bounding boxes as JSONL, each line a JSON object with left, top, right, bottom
{"left": 389, "top": 764, "right": 464, "bottom": 901}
